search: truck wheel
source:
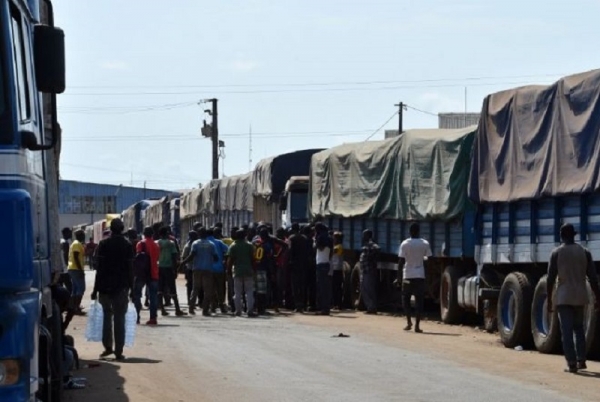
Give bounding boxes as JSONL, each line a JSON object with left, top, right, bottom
{"left": 497, "top": 272, "right": 533, "bottom": 349}
{"left": 440, "top": 266, "right": 462, "bottom": 324}
{"left": 350, "top": 263, "right": 364, "bottom": 310}
{"left": 531, "top": 275, "right": 561, "bottom": 354}
{"left": 584, "top": 282, "right": 600, "bottom": 358}
{"left": 37, "top": 325, "right": 52, "bottom": 402}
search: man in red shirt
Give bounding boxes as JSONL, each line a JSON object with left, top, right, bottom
{"left": 133, "top": 226, "right": 160, "bottom": 325}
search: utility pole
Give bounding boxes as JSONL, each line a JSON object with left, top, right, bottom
{"left": 201, "top": 98, "right": 219, "bottom": 179}
{"left": 394, "top": 102, "right": 407, "bottom": 135}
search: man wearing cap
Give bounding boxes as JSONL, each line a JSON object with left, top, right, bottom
{"left": 91, "top": 218, "right": 134, "bottom": 361}
{"left": 548, "top": 223, "right": 600, "bottom": 373}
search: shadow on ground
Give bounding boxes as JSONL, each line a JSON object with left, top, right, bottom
{"left": 63, "top": 359, "right": 129, "bottom": 402}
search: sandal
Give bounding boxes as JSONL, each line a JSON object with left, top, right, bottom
{"left": 64, "top": 379, "right": 86, "bottom": 390}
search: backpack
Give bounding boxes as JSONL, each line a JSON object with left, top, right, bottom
{"left": 133, "top": 241, "right": 151, "bottom": 281}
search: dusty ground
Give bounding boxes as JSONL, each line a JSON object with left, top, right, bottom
{"left": 62, "top": 275, "right": 600, "bottom": 402}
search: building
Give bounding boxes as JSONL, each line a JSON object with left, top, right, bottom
{"left": 59, "top": 180, "right": 176, "bottom": 230}
{"left": 438, "top": 113, "right": 480, "bottom": 129}
{"left": 383, "top": 112, "right": 481, "bottom": 139}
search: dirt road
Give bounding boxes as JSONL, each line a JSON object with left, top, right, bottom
{"left": 63, "top": 274, "right": 599, "bottom": 402}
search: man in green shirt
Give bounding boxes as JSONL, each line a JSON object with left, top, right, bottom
{"left": 156, "top": 226, "right": 186, "bottom": 316}
{"left": 227, "top": 229, "right": 256, "bottom": 317}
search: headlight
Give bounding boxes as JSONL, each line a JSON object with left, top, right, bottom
{"left": 0, "top": 359, "right": 20, "bottom": 386}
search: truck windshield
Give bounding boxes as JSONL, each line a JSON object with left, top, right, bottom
{"left": 289, "top": 191, "right": 308, "bottom": 223}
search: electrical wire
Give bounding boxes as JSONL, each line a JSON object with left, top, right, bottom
{"left": 364, "top": 111, "right": 399, "bottom": 141}
{"left": 405, "top": 105, "right": 438, "bottom": 117}
{"left": 60, "top": 78, "right": 561, "bottom": 97}
{"left": 66, "top": 73, "right": 565, "bottom": 90}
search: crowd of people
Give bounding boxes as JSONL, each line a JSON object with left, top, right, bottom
{"left": 55, "top": 216, "right": 600, "bottom": 375}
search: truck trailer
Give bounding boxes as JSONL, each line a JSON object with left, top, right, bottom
{"left": 179, "top": 149, "right": 322, "bottom": 244}
{"left": 446, "top": 69, "right": 600, "bottom": 355}
{"left": 308, "top": 127, "right": 477, "bottom": 310}
{"left": 0, "top": 0, "right": 66, "bottom": 400}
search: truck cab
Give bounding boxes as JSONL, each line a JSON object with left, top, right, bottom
{"left": 280, "top": 176, "right": 310, "bottom": 228}
{"left": 0, "top": 0, "right": 65, "bottom": 400}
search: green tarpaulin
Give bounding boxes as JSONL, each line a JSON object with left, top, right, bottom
{"left": 309, "top": 127, "right": 476, "bottom": 221}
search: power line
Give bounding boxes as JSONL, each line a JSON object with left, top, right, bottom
{"left": 405, "top": 105, "right": 438, "bottom": 117}
{"left": 60, "top": 78, "right": 562, "bottom": 97}
{"left": 66, "top": 73, "right": 564, "bottom": 90}
{"left": 61, "top": 162, "right": 200, "bottom": 182}
{"left": 364, "top": 111, "right": 399, "bottom": 141}
{"left": 62, "top": 129, "right": 380, "bottom": 142}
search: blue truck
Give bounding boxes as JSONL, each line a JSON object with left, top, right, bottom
{"left": 0, "top": 0, "right": 66, "bottom": 400}
{"left": 445, "top": 70, "right": 600, "bottom": 355}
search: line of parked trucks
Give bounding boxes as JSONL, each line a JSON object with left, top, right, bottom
{"left": 99, "top": 69, "right": 600, "bottom": 359}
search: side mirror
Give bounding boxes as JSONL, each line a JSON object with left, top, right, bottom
{"left": 34, "top": 25, "right": 65, "bottom": 94}
{"left": 278, "top": 194, "right": 287, "bottom": 211}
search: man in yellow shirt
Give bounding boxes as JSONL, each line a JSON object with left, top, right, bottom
{"left": 68, "top": 230, "right": 87, "bottom": 316}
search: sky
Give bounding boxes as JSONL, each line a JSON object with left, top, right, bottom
{"left": 54, "top": 0, "right": 600, "bottom": 191}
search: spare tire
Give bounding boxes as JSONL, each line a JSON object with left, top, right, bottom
{"left": 440, "top": 266, "right": 463, "bottom": 324}
{"left": 584, "top": 282, "right": 600, "bottom": 358}
{"left": 497, "top": 272, "right": 534, "bottom": 349}
{"left": 531, "top": 275, "right": 561, "bottom": 354}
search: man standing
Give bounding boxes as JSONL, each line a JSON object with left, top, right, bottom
{"left": 60, "top": 227, "right": 73, "bottom": 292}
{"left": 133, "top": 227, "right": 160, "bottom": 325}
{"left": 207, "top": 228, "right": 230, "bottom": 313}
{"left": 91, "top": 218, "right": 133, "bottom": 361}
{"left": 181, "top": 228, "right": 218, "bottom": 316}
{"left": 359, "top": 229, "right": 379, "bottom": 315}
{"left": 314, "top": 224, "right": 333, "bottom": 316}
{"left": 227, "top": 229, "right": 256, "bottom": 317}
{"left": 156, "top": 226, "right": 186, "bottom": 316}
{"left": 289, "top": 223, "right": 310, "bottom": 312}
{"left": 548, "top": 223, "right": 600, "bottom": 373}
{"left": 253, "top": 227, "right": 275, "bottom": 315}
{"left": 67, "top": 230, "right": 87, "bottom": 316}
{"left": 398, "top": 223, "right": 432, "bottom": 333}
{"left": 85, "top": 237, "right": 97, "bottom": 270}
{"left": 331, "top": 232, "right": 345, "bottom": 310}
{"left": 181, "top": 231, "right": 199, "bottom": 309}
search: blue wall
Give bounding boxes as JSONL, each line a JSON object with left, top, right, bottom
{"left": 59, "top": 180, "right": 177, "bottom": 214}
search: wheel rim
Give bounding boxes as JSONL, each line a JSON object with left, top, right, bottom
{"left": 534, "top": 293, "right": 551, "bottom": 337}
{"left": 502, "top": 289, "right": 516, "bottom": 331}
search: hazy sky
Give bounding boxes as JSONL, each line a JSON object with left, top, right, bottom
{"left": 54, "top": 0, "right": 600, "bottom": 191}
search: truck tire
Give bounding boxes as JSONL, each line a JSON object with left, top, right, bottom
{"left": 440, "top": 266, "right": 462, "bottom": 324}
{"left": 531, "top": 275, "right": 561, "bottom": 354}
{"left": 497, "top": 272, "right": 533, "bottom": 349}
{"left": 37, "top": 325, "right": 52, "bottom": 402}
{"left": 350, "top": 263, "right": 364, "bottom": 310}
{"left": 584, "top": 282, "right": 600, "bottom": 358}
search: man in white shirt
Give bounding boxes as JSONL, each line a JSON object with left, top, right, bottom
{"left": 398, "top": 223, "right": 432, "bottom": 333}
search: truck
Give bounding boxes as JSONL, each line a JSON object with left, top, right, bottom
{"left": 121, "top": 199, "right": 159, "bottom": 235}
{"left": 308, "top": 128, "right": 476, "bottom": 310}
{"left": 252, "top": 149, "right": 323, "bottom": 230}
{"left": 179, "top": 149, "right": 322, "bottom": 244}
{"left": 444, "top": 69, "right": 600, "bottom": 355}
{"left": 0, "top": 0, "right": 66, "bottom": 400}
{"left": 91, "top": 214, "right": 120, "bottom": 244}
{"left": 280, "top": 176, "right": 310, "bottom": 228}
{"left": 142, "top": 194, "right": 181, "bottom": 239}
